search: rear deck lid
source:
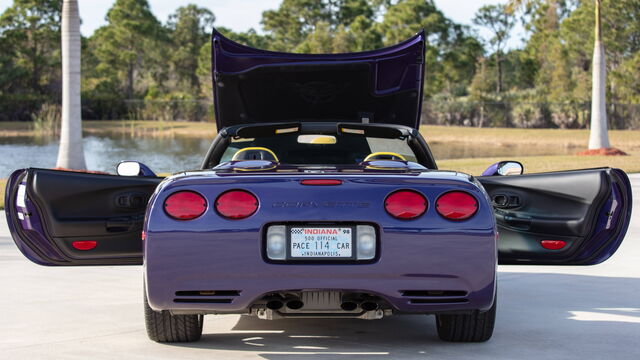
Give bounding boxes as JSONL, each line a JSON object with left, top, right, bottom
{"left": 211, "top": 28, "right": 425, "bottom": 129}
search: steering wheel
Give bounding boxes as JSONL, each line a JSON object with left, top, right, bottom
{"left": 364, "top": 152, "right": 406, "bottom": 162}
{"left": 232, "top": 147, "right": 279, "bottom": 162}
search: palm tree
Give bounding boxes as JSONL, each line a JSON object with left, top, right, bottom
{"left": 508, "top": 0, "right": 611, "bottom": 149}
{"left": 56, "top": 0, "right": 86, "bottom": 169}
{"left": 588, "top": 0, "right": 610, "bottom": 149}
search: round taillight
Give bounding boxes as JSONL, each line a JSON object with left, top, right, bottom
{"left": 164, "top": 191, "right": 207, "bottom": 220}
{"left": 215, "top": 190, "right": 258, "bottom": 219}
{"left": 384, "top": 190, "right": 428, "bottom": 219}
{"left": 436, "top": 191, "right": 478, "bottom": 220}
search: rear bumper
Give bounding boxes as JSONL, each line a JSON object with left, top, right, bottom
{"left": 144, "top": 228, "right": 497, "bottom": 314}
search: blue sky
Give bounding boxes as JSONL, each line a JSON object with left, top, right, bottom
{"left": 1, "top": 0, "right": 526, "bottom": 48}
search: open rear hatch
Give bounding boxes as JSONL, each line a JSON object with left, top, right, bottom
{"left": 211, "top": 28, "right": 425, "bottom": 129}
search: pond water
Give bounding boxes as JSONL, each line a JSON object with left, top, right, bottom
{"left": 0, "top": 134, "right": 576, "bottom": 178}
{"left": 0, "top": 135, "right": 211, "bottom": 178}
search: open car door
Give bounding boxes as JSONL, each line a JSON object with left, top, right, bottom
{"left": 479, "top": 168, "right": 632, "bottom": 265}
{"left": 5, "top": 168, "right": 161, "bottom": 266}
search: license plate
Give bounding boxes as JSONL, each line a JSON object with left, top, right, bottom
{"left": 289, "top": 226, "right": 353, "bottom": 259}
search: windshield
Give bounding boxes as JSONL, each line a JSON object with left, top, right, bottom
{"left": 220, "top": 133, "right": 418, "bottom": 165}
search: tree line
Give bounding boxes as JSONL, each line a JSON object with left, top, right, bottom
{"left": 1, "top": 0, "right": 639, "bottom": 128}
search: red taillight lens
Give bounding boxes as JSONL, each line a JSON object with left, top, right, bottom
{"left": 215, "top": 190, "right": 258, "bottom": 219}
{"left": 384, "top": 190, "right": 428, "bottom": 219}
{"left": 436, "top": 191, "right": 478, "bottom": 220}
{"left": 164, "top": 191, "right": 207, "bottom": 220}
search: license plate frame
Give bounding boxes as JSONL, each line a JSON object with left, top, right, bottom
{"left": 286, "top": 225, "right": 357, "bottom": 261}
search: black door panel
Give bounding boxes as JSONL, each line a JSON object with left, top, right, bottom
{"left": 479, "top": 168, "right": 632, "bottom": 265}
{"left": 6, "top": 168, "right": 162, "bottom": 266}
{"left": 484, "top": 170, "right": 607, "bottom": 237}
{"left": 30, "top": 170, "right": 154, "bottom": 237}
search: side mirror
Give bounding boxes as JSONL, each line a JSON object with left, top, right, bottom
{"left": 481, "top": 161, "right": 524, "bottom": 176}
{"left": 116, "top": 161, "right": 157, "bottom": 177}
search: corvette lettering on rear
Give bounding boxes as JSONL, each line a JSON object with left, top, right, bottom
{"left": 272, "top": 201, "right": 370, "bottom": 208}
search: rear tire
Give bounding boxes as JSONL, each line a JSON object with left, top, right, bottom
{"left": 435, "top": 298, "right": 496, "bottom": 342}
{"left": 144, "top": 291, "right": 203, "bottom": 342}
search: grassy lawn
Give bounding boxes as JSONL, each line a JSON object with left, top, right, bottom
{"left": 438, "top": 154, "right": 640, "bottom": 175}
{"left": 1, "top": 121, "right": 639, "bottom": 210}
{"left": 83, "top": 120, "right": 218, "bottom": 138}
{"left": 423, "top": 125, "right": 640, "bottom": 174}
{"left": 422, "top": 125, "right": 640, "bottom": 153}
{"left": 0, "top": 120, "right": 218, "bottom": 138}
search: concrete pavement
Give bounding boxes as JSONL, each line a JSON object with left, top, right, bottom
{"left": 1, "top": 174, "right": 638, "bottom": 359}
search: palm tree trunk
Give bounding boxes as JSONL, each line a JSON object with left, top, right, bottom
{"left": 588, "top": 0, "right": 610, "bottom": 149}
{"left": 56, "top": 0, "right": 86, "bottom": 169}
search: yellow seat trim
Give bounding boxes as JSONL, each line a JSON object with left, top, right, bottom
{"left": 232, "top": 147, "right": 279, "bottom": 162}
{"left": 364, "top": 152, "right": 406, "bottom": 162}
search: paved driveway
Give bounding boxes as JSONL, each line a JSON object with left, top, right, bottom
{"left": 1, "top": 174, "right": 638, "bottom": 359}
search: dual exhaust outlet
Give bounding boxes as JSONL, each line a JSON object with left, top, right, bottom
{"left": 340, "top": 300, "right": 379, "bottom": 312}
{"left": 265, "top": 297, "right": 380, "bottom": 312}
{"left": 266, "top": 298, "right": 303, "bottom": 311}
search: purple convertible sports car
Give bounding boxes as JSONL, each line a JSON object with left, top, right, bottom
{"left": 5, "top": 30, "right": 633, "bottom": 343}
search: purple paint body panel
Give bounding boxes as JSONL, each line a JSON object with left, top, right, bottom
{"left": 144, "top": 170, "right": 497, "bottom": 313}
